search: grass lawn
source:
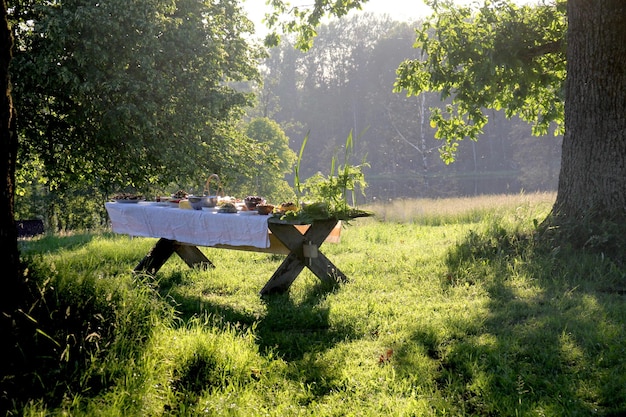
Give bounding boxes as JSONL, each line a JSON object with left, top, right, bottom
{"left": 8, "top": 192, "right": 626, "bottom": 416}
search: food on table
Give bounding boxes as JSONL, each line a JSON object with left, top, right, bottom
{"left": 111, "top": 193, "right": 143, "bottom": 201}
{"left": 172, "top": 189, "right": 188, "bottom": 199}
{"left": 217, "top": 202, "right": 237, "bottom": 213}
{"left": 244, "top": 195, "right": 265, "bottom": 210}
{"left": 218, "top": 196, "right": 236, "bottom": 204}
{"left": 179, "top": 200, "right": 193, "bottom": 210}
{"left": 279, "top": 202, "right": 299, "bottom": 212}
{"left": 256, "top": 204, "right": 275, "bottom": 215}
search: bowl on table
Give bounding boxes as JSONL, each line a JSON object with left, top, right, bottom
{"left": 256, "top": 204, "right": 274, "bottom": 215}
{"left": 187, "top": 196, "right": 204, "bottom": 210}
{"left": 218, "top": 202, "right": 238, "bottom": 213}
{"left": 244, "top": 195, "right": 265, "bottom": 210}
{"left": 201, "top": 195, "right": 218, "bottom": 208}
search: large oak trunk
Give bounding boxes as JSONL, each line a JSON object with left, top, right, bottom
{"left": 552, "top": 1, "right": 626, "bottom": 224}
{"left": 0, "top": 0, "right": 20, "bottom": 312}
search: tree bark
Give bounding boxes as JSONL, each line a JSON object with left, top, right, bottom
{"left": 551, "top": 1, "right": 626, "bottom": 225}
{"left": 0, "top": 0, "right": 21, "bottom": 314}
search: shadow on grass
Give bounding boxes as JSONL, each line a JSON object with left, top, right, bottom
{"left": 1, "top": 256, "right": 166, "bottom": 414}
{"left": 18, "top": 232, "right": 98, "bottom": 255}
{"left": 155, "top": 266, "right": 359, "bottom": 401}
{"left": 257, "top": 280, "right": 352, "bottom": 362}
{"left": 160, "top": 273, "right": 353, "bottom": 362}
{"left": 8, "top": 237, "right": 353, "bottom": 413}
{"left": 394, "top": 225, "right": 626, "bottom": 416}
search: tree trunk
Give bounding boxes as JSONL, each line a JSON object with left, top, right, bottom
{"left": 551, "top": 1, "right": 626, "bottom": 226}
{"left": 0, "top": 0, "right": 21, "bottom": 314}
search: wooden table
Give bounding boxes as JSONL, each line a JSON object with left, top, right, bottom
{"left": 104, "top": 202, "right": 345, "bottom": 295}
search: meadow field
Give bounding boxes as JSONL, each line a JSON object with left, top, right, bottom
{"left": 8, "top": 192, "right": 626, "bottom": 416}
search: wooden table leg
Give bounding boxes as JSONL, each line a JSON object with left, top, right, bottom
{"left": 261, "top": 219, "right": 346, "bottom": 295}
{"left": 134, "top": 238, "right": 175, "bottom": 274}
{"left": 134, "top": 238, "right": 214, "bottom": 275}
{"left": 173, "top": 243, "right": 214, "bottom": 270}
{"left": 306, "top": 251, "right": 347, "bottom": 283}
{"left": 259, "top": 253, "right": 306, "bottom": 295}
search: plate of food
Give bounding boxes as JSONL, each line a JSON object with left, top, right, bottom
{"left": 217, "top": 202, "right": 237, "bottom": 213}
{"left": 111, "top": 193, "right": 143, "bottom": 203}
{"left": 114, "top": 199, "right": 141, "bottom": 204}
{"left": 171, "top": 190, "right": 188, "bottom": 199}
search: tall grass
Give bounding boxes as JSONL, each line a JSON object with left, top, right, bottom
{"left": 365, "top": 191, "right": 556, "bottom": 225}
{"left": 8, "top": 192, "right": 626, "bottom": 416}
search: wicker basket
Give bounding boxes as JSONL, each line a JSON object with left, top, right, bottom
{"left": 202, "top": 174, "right": 224, "bottom": 207}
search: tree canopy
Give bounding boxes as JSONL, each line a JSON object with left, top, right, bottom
{"left": 241, "top": 117, "right": 297, "bottom": 202}
{"left": 264, "top": 0, "right": 370, "bottom": 49}
{"left": 394, "top": 0, "right": 566, "bottom": 163}
{"left": 10, "top": 0, "right": 265, "bottom": 196}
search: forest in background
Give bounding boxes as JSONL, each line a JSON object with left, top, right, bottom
{"left": 10, "top": 7, "right": 562, "bottom": 230}
{"left": 248, "top": 13, "right": 562, "bottom": 201}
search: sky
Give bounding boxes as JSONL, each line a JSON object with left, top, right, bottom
{"left": 242, "top": 0, "right": 437, "bottom": 37}
{"left": 345, "top": 0, "right": 435, "bottom": 21}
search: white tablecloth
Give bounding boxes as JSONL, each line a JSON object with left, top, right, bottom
{"left": 105, "top": 202, "right": 270, "bottom": 248}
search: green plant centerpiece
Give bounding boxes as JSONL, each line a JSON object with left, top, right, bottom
{"left": 279, "top": 130, "right": 373, "bottom": 223}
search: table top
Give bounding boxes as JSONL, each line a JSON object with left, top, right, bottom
{"left": 105, "top": 201, "right": 271, "bottom": 248}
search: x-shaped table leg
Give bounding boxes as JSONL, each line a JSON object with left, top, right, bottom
{"left": 134, "top": 238, "right": 214, "bottom": 275}
{"left": 260, "top": 219, "right": 347, "bottom": 295}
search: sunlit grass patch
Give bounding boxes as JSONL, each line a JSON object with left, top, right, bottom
{"left": 365, "top": 191, "right": 555, "bottom": 225}
{"left": 11, "top": 192, "right": 626, "bottom": 416}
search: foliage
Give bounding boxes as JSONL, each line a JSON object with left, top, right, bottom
{"left": 288, "top": 129, "right": 372, "bottom": 222}
{"left": 246, "top": 118, "right": 296, "bottom": 175}
{"left": 393, "top": 0, "right": 567, "bottom": 163}
{"left": 264, "top": 0, "right": 370, "bottom": 50}
{"left": 15, "top": 180, "right": 111, "bottom": 232}
{"left": 231, "top": 117, "right": 297, "bottom": 203}
{"left": 10, "top": 0, "right": 264, "bottom": 197}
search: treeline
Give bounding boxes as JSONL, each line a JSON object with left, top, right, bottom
{"left": 249, "top": 13, "right": 562, "bottom": 201}
{"left": 10, "top": 2, "right": 560, "bottom": 231}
